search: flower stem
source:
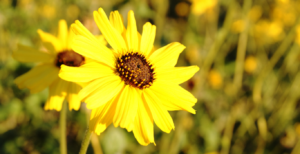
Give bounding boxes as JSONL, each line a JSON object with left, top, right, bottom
{"left": 79, "top": 129, "right": 92, "bottom": 154}
{"left": 59, "top": 101, "right": 67, "bottom": 154}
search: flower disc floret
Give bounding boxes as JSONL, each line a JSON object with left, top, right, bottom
{"left": 55, "top": 50, "right": 85, "bottom": 67}
{"left": 116, "top": 52, "right": 155, "bottom": 89}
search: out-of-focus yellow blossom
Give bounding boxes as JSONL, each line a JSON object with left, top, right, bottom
{"left": 208, "top": 70, "right": 222, "bottom": 89}
{"left": 253, "top": 20, "right": 284, "bottom": 44}
{"left": 190, "top": 0, "right": 217, "bottom": 16}
{"left": 67, "top": 4, "right": 80, "bottom": 20}
{"left": 295, "top": 123, "right": 300, "bottom": 137}
{"left": 18, "top": 0, "right": 33, "bottom": 8}
{"left": 244, "top": 56, "right": 257, "bottom": 73}
{"left": 272, "top": 4, "right": 296, "bottom": 27}
{"left": 185, "top": 45, "right": 200, "bottom": 63}
{"left": 295, "top": 25, "right": 300, "bottom": 45}
{"left": 248, "top": 6, "right": 262, "bottom": 22}
{"left": 41, "top": 5, "right": 56, "bottom": 19}
{"left": 231, "top": 20, "right": 245, "bottom": 33}
{"left": 175, "top": 2, "right": 190, "bottom": 17}
{"left": 205, "top": 151, "right": 218, "bottom": 154}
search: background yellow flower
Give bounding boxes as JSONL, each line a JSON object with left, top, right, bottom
{"left": 13, "top": 20, "right": 83, "bottom": 111}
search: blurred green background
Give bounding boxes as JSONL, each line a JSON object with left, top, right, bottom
{"left": 1, "top": 0, "right": 300, "bottom": 153}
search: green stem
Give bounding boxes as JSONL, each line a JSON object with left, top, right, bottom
{"left": 79, "top": 129, "right": 92, "bottom": 154}
{"left": 59, "top": 101, "right": 67, "bottom": 154}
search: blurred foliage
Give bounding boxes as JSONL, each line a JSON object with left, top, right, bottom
{"left": 2, "top": 0, "right": 300, "bottom": 153}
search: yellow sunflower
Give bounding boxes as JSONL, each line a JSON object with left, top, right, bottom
{"left": 59, "top": 8, "right": 199, "bottom": 145}
{"left": 14, "top": 20, "right": 85, "bottom": 111}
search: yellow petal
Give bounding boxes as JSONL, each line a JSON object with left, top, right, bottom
{"left": 44, "top": 78, "right": 69, "bottom": 111}
{"left": 109, "top": 11, "right": 125, "bottom": 34}
{"left": 13, "top": 44, "right": 54, "bottom": 63}
{"left": 59, "top": 62, "right": 114, "bottom": 83}
{"left": 140, "top": 22, "right": 156, "bottom": 58}
{"left": 133, "top": 95, "right": 155, "bottom": 146}
{"left": 15, "top": 64, "right": 59, "bottom": 93}
{"left": 149, "top": 80, "right": 197, "bottom": 113}
{"left": 155, "top": 66, "right": 199, "bottom": 84}
{"left": 94, "top": 8, "right": 127, "bottom": 54}
{"left": 38, "top": 29, "right": 63, "bottom": 51}
{"left": 66, "top": 28, "right": 75, "bottom": 50}
{"left": 143, "top": 89, "right": 175, "bottom": 133}
{"left": 125, "top": 10, "right": 139, "bottom": 52}
{"left": 149, "top": 42, "right": 185, "bottom": 68}
{"left": 71, "top": 20, "right": 99, "bottom": 42}
{"left": 66, "top": 82, "right": 82, "bottom": 111}
{"left": 58, "top": 19, "right": 68, "bottom": 49}
{"left": 72, "top": 35, "right": 115, "bottom": 68}
{"left": 89, "top": 92, "right": 120, "bottom": 135}
{"left": 80, "top": 75, "right": 124, "bottom": 109}
{"left": 113, "top": 85, "right": 138, "bottom": 131}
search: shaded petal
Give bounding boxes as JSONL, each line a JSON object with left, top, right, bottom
{"left": 15, "top": 64, "right": 59, "bottom": 93}
{"left": 143, "top": 89, "right": 175, "bottom": 133}
{"left": 44, "top": 78, "right": 69, "bottom": 111}
{"left": 13, "top": 44, "right": 54, "bottom": 63}
{"left": 59, "top": 62, "right": 115, "bottom": 83}
{"left": 58, "top": 19, "right": 68, "bottom": 49}
{"left": 133, "top": 94, "right": 155, "bottom": 145}
{"left": 66, "top": 28, "right": 75, "bottom": 50}
{"left": 71, "top": 20, "right": 99, "bottom": 42}
{"left": 109, "top": 11, "right": 125, "bottom": 34}
{"left": 125, "top": 10, "right": 139, "bottom": 52}
{"left": 155, "top": 66, "right": 199, "bottom": 84}
{"left": 72, "top": 35, "right": 115, "bottom": 68}
{"left": 89, "top": 92, "right": 120, "bottom": 135}
{"left": 149, "top": 42, "right": 185, "bottom": 68}
{"left": 94, "top": 8, "right": 127, "bottom": 54}
{"left": 149, "top": 80, "right": 197, "bottom": 113}
{"left": 140, "top": 22, "right": 156, "bottom": 58}
{"left": 80, "top": 75, "right": 124, "bottom": 109}
{"left": 113, "top": 85, "right": 138, "bottom": 131}
{"left": 38, "top": 29, "right": 64, "bottom": 51}
{"left": 66, "top": 82, "right": 82, "bottom": 111}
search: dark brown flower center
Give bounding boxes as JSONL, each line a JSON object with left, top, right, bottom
{"left": 116, "top": 52, "right": 155, "bottom": 89}
{"left": 55, "top": 50, "right": 85, "bottom": 67}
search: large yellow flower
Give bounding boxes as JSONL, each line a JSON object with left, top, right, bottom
{"left": 59, "top": 8, "right": 199, "bottom": 145}
{"left": 14, "top": 20, "right": 85, "bottom": 111}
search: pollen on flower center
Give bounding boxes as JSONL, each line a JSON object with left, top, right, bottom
{"left": 55, "top": 50, "right": 85, "bottom": 67}
{"left": 116, "top": 52, "right": 155, "bottom": 89}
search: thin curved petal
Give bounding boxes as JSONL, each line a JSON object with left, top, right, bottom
{"left": 89, "top": 92, "right": 120, "bottom": 135}
{"left": 38, "top": 29, "right": 64, "bottom": 51}
{"left": 13, "top": 44, "right": 54, "bottom": 63}
{"left": 155, "top": 66, "right": 199, "bottom": 84}
{"left": 149, "top": 80, "right": 197, "bottom": 113}
{"left": 59, "top": 62, "right": 115, "bottom": 83}
{"left": 15, "top": 64, "right": 59, "bottom": 93}
{"left": 149, "top": 42, "right": 185, "bottom": 68}
{"left": 113, "top": 85, "right": 138, "bottom": 131}
{"left": 140, "top": 22, "right": 156, "bottom": 58}
{"left": 109, "top": 11, "right": 125, "bottom": 34}
{"left": 133, "top": 95, "right": 155, "bottom": 145}
{"left": 143, "top": 89, "right": 175, "bottom": 133}
{"left": 66, "top": 82, "right": 82, "bottom": 111}
{"left": 44, "top": 78, "right": 69, "bottom": 111}
{"left": 125, "top": 10, "right": 139, "bottom": 52}
{"left": 58, "top": 19, "right": 68, "bottom": 49}
{"left": 67, "top": 28, "right": 75, "bottom": 50}
{"left": 72, "top": 35, "right": 115, "bottom": 68}
{"left": 80, "top": 75, "right": 124, "bottom": 109}
{"left": 94, "top": 8, "right": 127, "bottom": 54}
